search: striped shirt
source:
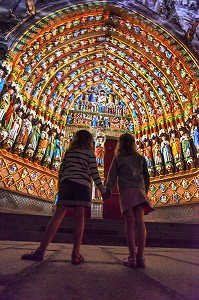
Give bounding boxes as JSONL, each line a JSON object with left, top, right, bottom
{"left": 59, "top": 147, "right": 106, "bottom": 194}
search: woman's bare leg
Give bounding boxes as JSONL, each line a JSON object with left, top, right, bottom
{"left": 124, "top": 208, "right": 136, "bottom": 257}
{"left": 72, "top": 206, "right": 85, "bottom": 256}
{"left": 37, "top": 205, "right": 67, "bottom": 254}
{"left": 134, "top": 206, "right": 146, "bottom": 258}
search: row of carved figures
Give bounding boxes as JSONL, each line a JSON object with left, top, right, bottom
{"left": 72, "top": 99, "right": 129, "bottom": 115}
{"left": 0, "top": 110, "right": 68, "bottom": 170}
{"left": 0, "top": 82, "right": 198, "bottom": 173}
{"left": 0, "top": 104, "right": 198, "bottom": 175}
{"left": 66, "top": 112, "right": 133, "bottom": 131}
{"left": 137, "top": 125, "right": 199, "bottom": 176}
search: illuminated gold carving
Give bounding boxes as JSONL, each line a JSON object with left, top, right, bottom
{"left": 0, "top": 149, "right": 57, "bottom": 202}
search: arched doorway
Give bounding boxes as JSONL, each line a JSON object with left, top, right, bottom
{"left": 0, "top": 1, "right": 198, "bottom": 220}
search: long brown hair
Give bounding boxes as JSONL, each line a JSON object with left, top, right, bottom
{"left": 115, "top": 133, "right": 136, "bottom": 156}
{"left": 68, "top": 130, "right": 94, "bottom": 151}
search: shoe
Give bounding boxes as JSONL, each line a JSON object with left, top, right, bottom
{"left": 123, "top": 256, "right": 137, "bottom": 268}
{"left": 71, "top": 254, "right": 85, "bottom": 265}
{"left": 21, "top": 250, "right": 44, "bottom": 261}
{"left": 136, "top": 257, "right": 145, "bottom": 268}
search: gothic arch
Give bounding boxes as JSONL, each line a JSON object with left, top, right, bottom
{"left": 4, "top": 2, "right": 197, "bottom": 134}
{"left": 0, "top": 1, "right": 198, "bottom": 207}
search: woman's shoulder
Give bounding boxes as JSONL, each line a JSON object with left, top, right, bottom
{"left": 132, "top": 151, "right": 145, "bottom": 160}
{"left": 138, "top": 152, "right": 146, "bottom": 159}
{"left": 134, "top": 151, "right": 142, "bottom": 157}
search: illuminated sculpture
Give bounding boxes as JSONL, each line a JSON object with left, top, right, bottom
{"left": 169, "top": 131, "right": 184, "bottom": 172}
{"left": 0, "top": 2, "right": 198, "bottom": 209}
{"left": 25, "top": 0, "right": 36, "bottom": 16}
{"left": 13, "top": 113, "right": 33, "bottom": 155}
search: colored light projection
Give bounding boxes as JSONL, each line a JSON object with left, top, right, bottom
{"left": 0, "top": 1, "right": 198, "bottom": 206}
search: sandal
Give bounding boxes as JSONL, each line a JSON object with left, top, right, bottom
{"left": 123, "top": 256, "right": 137, "bottom": 268}
{"left": 71, "top": 254, "right": 85, "bottom": 265}
{"left": 136, "top": 257, "right": 145, "bottom": 268}
{"left": 21, "top": 249, "right": 44, "bottom": 261}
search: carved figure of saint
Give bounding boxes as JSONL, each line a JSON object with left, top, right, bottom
{"left": 43, "top": 130, "right": 57, "bottom": 167}
{"left": 14, "top": 113, "right": 33, "bottom": 154}
{"left": 189, "top": 123, "right": 199, "bottom": 157}
{"left": 2, "top": 109, "right": 23, "bottom": 149}
{"left": 25, "top": 120, "right": 41, "bottom": 158}
{"left": 52, "top": 134, "right": 64, "bottom": 163}
{"left": 170, "top": 132, "right": 183, "bottom": 161}
{"left": 34, "top": 125, "right": 50, "bottom": 162}
{"left": 152, "top": 139, "right": 163, "bottom": 166}
{"left": 143, "top": 139, "right": 154, "bottom": 168}
{"left": 180, "top": 129, "right": 194, "bottom": 168}
{"left": 25, "top": 0, "right": 36, "bottom": 16}
{"left": 160, "top": 134, "right": 173, "bottom": 164}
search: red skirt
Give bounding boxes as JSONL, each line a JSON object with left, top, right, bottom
{"left": 119, "top": 188, "right": 155, "bottom": 216}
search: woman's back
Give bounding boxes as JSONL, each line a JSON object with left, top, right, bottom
{"left": 59, "top": 147, "right": 93, "bottom": 185}
{"left": 59, "top": 147, "right": 106, "bottom": 194}
{"left": 106, "top": 151, "right": 150, "bottom": 193}
{"left": 116, "top": 152, "right": 149, "bottom": 191}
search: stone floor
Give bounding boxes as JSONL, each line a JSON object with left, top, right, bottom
{"left": 0, "top": 241, "right": 198, "bottom": 300}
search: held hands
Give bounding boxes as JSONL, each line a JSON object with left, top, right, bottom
{"left": 102, "top": 190, "right": 111, "bottom": 200}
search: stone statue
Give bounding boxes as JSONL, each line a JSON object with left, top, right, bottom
{"left": 152, "top": 137, "right": 164, "bottom": 176}
{"left": 51, "top": 134, "right": 64, "bottom": 170}
{"left": 34, "top": 124, "right": 50, "bottom": 163}
{"left": 0, "top": 66, "right": 8, "bottom": 93}
{"left": 189, "top": 121, "right": 199, "bottom": 158}
{"left": 25, "top": 119, "right": 42, "bottom": 159}
{"left": 169, "top": 131, "right": 184, "bottom": 171}
{"left": 13, "top": 113, "right": 33, "bottom": 155}
{"left": 25, "top": 0, "right": 36, "bottom": 16}
{"left": 143, "top": 139, "right": 155, "bottom": 177}
{"left": 0, "top": 85, "right": 17, "bottom": 122}
{"left": 160, "top": 134, "right": 174, "bottom": 173}
{"left": 42, "top": 130, "right": 57, "bottom": 167}
{"left": 0, "top": 99, "right": 20, "bottom": 143}
{"left": 180, "top": 128, "right": 195, "bottom": 169}
{"left": 95, "top": 134, "right": 106, "bottom": 167}
{"left": 2, "top": 108, "right": 23, "bottom": 149}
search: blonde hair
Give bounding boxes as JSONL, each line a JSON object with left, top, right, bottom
{"left": 68, "top": 130, "right": 94, "bottom": 151}
{"left": 115, "top": 133, "right": 136, "bottom": 156}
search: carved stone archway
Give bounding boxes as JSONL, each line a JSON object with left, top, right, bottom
{"left": 0, "top": 1, "right": 198, "bottom": 218}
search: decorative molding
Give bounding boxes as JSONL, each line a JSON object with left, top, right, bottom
{"left": 0, "top": 149, "right": 58, "bottom": 202}
{"left": 149, "top": 168, "right": 199, "bottom": 207}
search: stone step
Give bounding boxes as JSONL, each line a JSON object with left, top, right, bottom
{"left": 0, "top": 212, "right": 199, "bottom": 248}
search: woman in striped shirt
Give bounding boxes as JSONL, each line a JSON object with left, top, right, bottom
{"left": 21, "top": 130, "right": 109, "bottom": 264}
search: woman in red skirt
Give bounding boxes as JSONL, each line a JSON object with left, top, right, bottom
{"left": 106, "top": 133, "right": 154, "bottom": 268}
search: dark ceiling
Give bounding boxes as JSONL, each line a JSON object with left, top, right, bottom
{"left": 0, "top": 0, "right": 198, "bottom": 51}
